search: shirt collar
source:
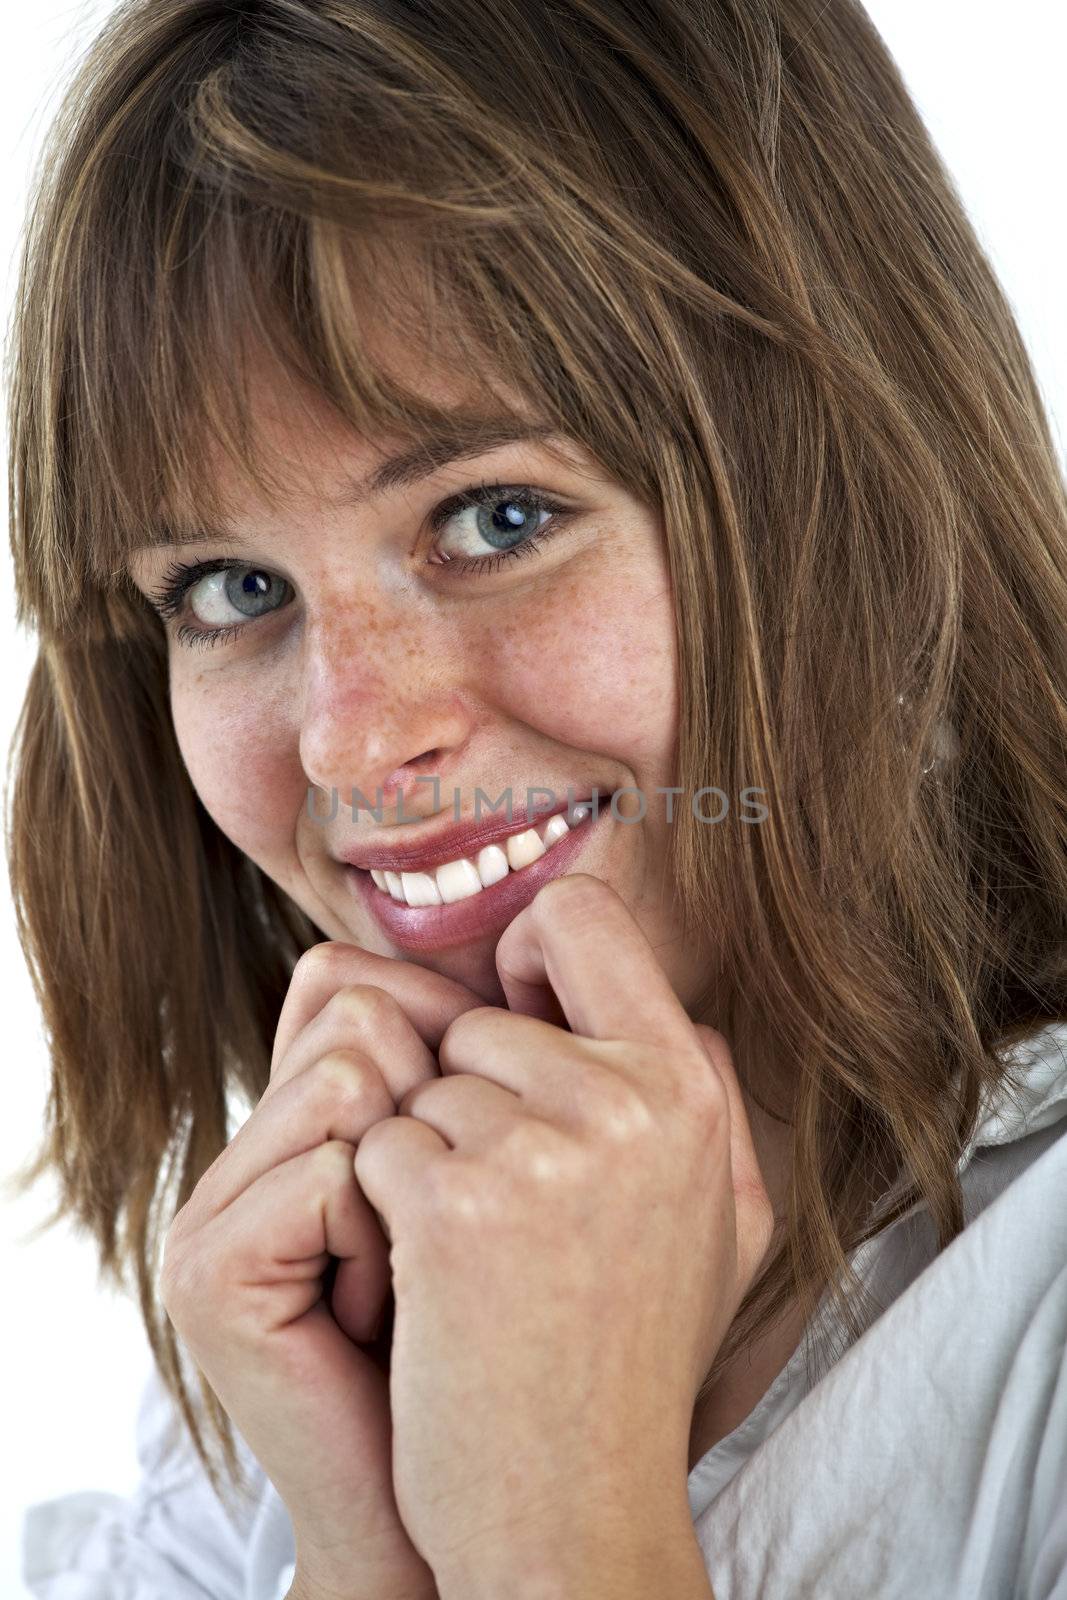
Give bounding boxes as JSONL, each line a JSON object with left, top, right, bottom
{"left": 960, "top": 1018, "right": 1067, "bottom": 1168}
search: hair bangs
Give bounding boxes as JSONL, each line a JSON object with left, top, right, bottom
{"left": 12, "top": 0, "right": 636, "bottom": 641}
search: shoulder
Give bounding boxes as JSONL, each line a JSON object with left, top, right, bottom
{"left": 691, "top": 1122, "right": 1067, "bottom": 1596}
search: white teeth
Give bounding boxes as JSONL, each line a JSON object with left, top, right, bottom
{"left": 401, "top": 870, "right": 442, "bottom": 907}
{"left": 543, "top": 813, "right": 570, "bottom": 847}
{"left": 435, "top": 858, "right": 483, "bottom": 903}
{"left": 506, "top": 827, "right": 546, "bottom": 870}
{"left": 476, "top": 843, "right": 510, "bottom": 888}
{"left": 369, "top": 805, "right": 592, "bottom": 906}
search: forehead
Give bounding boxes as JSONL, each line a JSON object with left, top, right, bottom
{"left": 223, "top": 319, "right": 527, "bottom": 488}
{"left": 131, "top": 226, "right": 623, "bottom": 564}
{"left": 154, "top": 312, "right": 563, "bottom": 542}
{"left": 143, "top": 331, "right": 593, "bottom": 557}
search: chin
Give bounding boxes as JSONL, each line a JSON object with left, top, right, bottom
{"left": 410, "top": 939, "right": 509, "bottom": 1006}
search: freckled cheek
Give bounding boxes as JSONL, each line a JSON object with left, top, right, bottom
{"left": 169, "top": 675, "right": 300, "bottom": 860}
{"left": 488, "top": 566, "right": 678, "bottom": 772}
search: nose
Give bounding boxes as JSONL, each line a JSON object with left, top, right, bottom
{"left": 298, "top": 616, "right": 477, "bottom": 822}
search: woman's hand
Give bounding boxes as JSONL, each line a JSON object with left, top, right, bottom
{"left": 160, "top": 942, "right": 484, "bottom": 1600}
{"left": 353, "top": 874, "right": 776, "bottom": 1596}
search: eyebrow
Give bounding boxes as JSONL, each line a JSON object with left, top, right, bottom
{"left": 147, "top": 420, "right": 565, "bottom": 549}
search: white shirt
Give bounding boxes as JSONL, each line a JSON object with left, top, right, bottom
{"left": 22, "top": 1021, "right": 1067, "bottom": 1600}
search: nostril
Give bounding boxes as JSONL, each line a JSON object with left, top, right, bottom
{"left": 389, "top": 751, "right": 442, "bottom": 775}
{"left": 377, "top": 761, "right": 453, "bottom": 824}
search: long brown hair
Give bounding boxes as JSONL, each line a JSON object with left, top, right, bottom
{"left": 6, "top": 0, "right": 1066, "bottom": 1512}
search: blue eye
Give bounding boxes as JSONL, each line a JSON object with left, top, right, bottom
{"left": 145, "top": 480, "right": 575, "bottom": 650}
{"left": 146, "top": 560, "right": 294, "bottom": 650}
{"left": 185, "top": 565, "right": 289, "bottom": 624}
{"left": 427, "top": 481, "right": 573, "bottom": 573}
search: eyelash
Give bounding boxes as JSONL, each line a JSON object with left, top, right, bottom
{"left": 146, "top": 481, "right": 574, "bottom": 651}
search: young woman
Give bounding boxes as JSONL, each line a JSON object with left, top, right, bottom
{"left": 8, "top": 1, "right": 1067, "bottom": 1597}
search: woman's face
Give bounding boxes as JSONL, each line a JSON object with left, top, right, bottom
{"left": 127, "top": 343, "right": 712, "bottom": 1010}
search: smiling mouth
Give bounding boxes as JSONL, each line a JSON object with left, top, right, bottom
{"left": 366, "top": 805, "right": 592, "bottom": 908}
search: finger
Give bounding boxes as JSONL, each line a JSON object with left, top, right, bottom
{"left": 433, "top": 1004, "right": 594, "bottom": 1117}
{"left": 271, "top": 941, "right": 487, "bottom": 1072}
{"left": 493, "top": 947, "right": 571, "bottom": 1031}
{"left": 177, "top": 1139, "right": 391, "bottom": 1346}
{"left": 495, "top": 875, "right": 697, "bottom": 1055}
{"left": 330, "top": 1263, "right": 393, "bottom": 1361}
{"left": 266, "top": 983, "right": 440, "bottom": 1104}
{"left": 353, "top": 1114, "right": 451, "bottom": 1239}
{"left": 184, "top": 1051, "right": 394, "bottom": 1229}
{"left": 396, "top": 1072, "right": 525, "bottom": 1150}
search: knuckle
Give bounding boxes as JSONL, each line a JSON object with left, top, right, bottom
{"left": 692, "top": 1027, "right": 732, "bottom": 1081}
{"left": 505, "top": 1121, "right": 577, "bottom": 1185}
{"left": 421, "top": 1160, "right": 498, "bottom": 1228}
{"left": 679, "top": 1060, "right": 729, "bottom": 1123}
{"left": 599, "top": 1089, "right": 656, "bottom": 1145}
{"left": 496, "top": 1116, "right": 553, "bottom": 1167}
{"left": 438, "top": 1005, "right": 498, "bottom": 1060}
{"left": 697, "top": 1024, "right": 731, "bottom": 1059}
{"left": 330, "top": 982, "right": 399, "bottom": 1038}
{"left": 352, "top": 1115, "right": 393, "bottom": 1173}
{"left": 533, "top": 872, "right": 615, "bottom": 923}
{"left": 310, "top": 1137, "right": 359, "bottom": 1184}
{"left": 309, "top": 1049, "right": 383, "bottom": 1112}
{"left": 583, "top": 1067, "right": 655, "bottom": 1143}
{"left": 291, "top": 939, "right": 349, "bottom": 989}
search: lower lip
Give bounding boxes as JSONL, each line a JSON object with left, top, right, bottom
{"left": 344, "top": 805, "right": 611, "bottom": 951}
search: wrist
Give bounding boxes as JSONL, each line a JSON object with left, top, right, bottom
{"left": 287, "top": 1584, "right": 438, "bottom": 1600}
{"left": 286, "top": 1527, "right": 439, "bottom": 1600}
{"left": 433, "top": 1510, "right": 710, "bottom": 1600}
{"left": 287, "top": 1569, "right": 438, "bottom": 1600}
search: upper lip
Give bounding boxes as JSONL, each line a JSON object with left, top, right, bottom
{"left": 334, "top": 791, "right": 609, "bottom": 873}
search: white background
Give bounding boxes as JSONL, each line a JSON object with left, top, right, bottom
{"left": 2, "top": 2, "right": 1065, "bottom": 1592}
